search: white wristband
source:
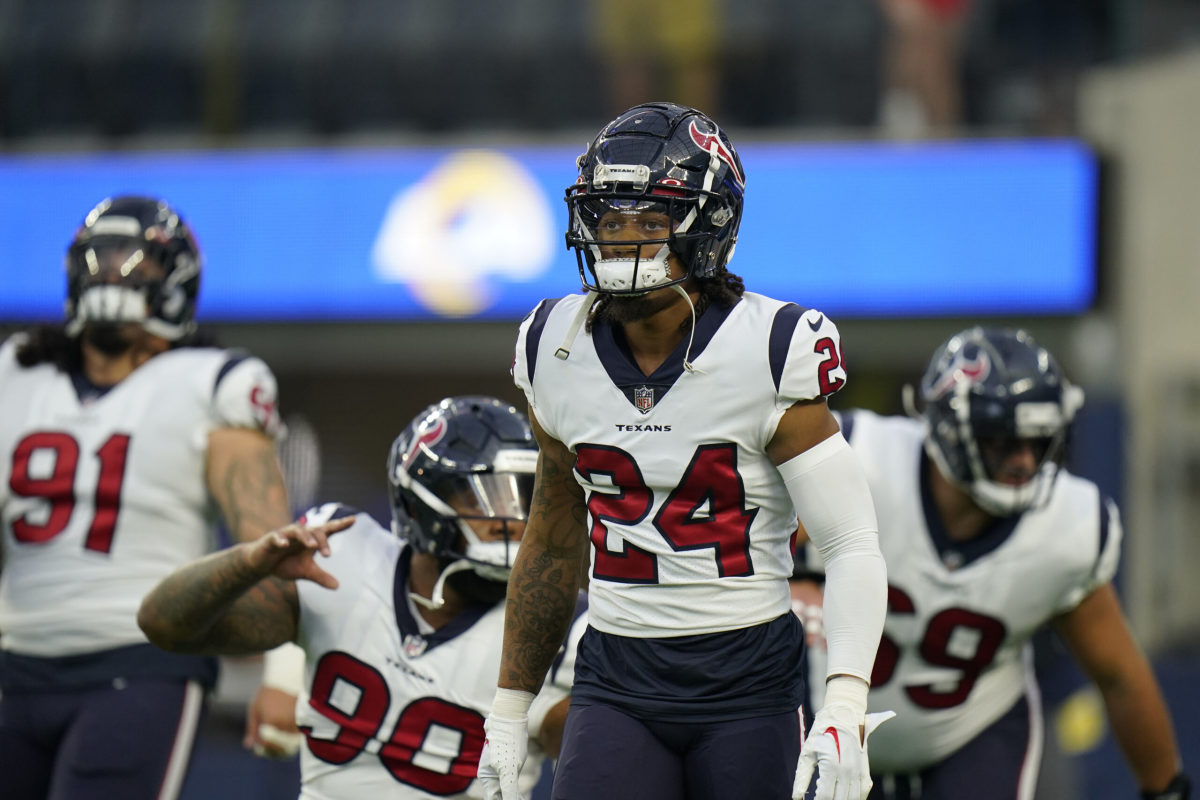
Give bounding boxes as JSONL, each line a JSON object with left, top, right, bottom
{"left": 823, "top": 675, "right": 869, "bottom": 717}
{"left": 262, "top": 642, "right": 306, "bottom": 694}
{"left": 491, "top": 687, "right": 535, "bottom": 720}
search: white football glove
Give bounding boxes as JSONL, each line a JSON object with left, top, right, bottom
{"left": 793, "top": 678, "right": 894, "bottom": 800}
{"left": 478, "top": 688, "right": 534, "bottom": 800}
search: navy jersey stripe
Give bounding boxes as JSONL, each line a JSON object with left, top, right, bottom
{"left": 839, "top": 410, "right": 856, "bottom": 443}
{"left": 213, "top": 349, "right": 251, "bottom": 397}
{"left": 1096, "top": 495, "right": 1113, "bottom": 577}
{"left": 524, "top": 298, "right": 561, "bottom": 385}
{"left": 769, "top": 304, "right": 805, "bottom": 392}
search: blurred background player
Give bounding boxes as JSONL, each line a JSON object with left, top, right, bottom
{"left": 138, "top": 396, "right": 585, "bottom": 799}
{"left": 794, "top": 327, "right": 1190, "bottom": 800}
{"left": 0, "top": 194, "right": 294, "bottom": 799}
{"left": 480, "top": 102, "right": 889, "bottom": 800}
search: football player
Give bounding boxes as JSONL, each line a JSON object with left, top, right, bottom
{"left": 479, "top": 102, "right": 890, "bottom": 800}
{"left": 0, "top": 195, "right": 297, "bottom": 799}
{"left": 794, "top": 327, "right": 1191, "bottom": 800}
{"left": 138, "top": 396, "right": 585, "bottom": 799}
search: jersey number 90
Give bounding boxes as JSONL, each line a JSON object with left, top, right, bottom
{"left": 303, "top": 651, "right": 486, "bottom": 795}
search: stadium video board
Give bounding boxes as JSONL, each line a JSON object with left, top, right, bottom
{"left": 0, "top": 140, "right": 1096, "bottom": 322}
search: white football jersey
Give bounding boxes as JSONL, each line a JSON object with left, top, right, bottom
{"left": 830, "top": 410, "right": 1121, "bottom": 772}
{"left": 0, "top": 336, "right": 283, "bottom": 656}
{"left": 294, "top": 507, "right": 583, "bottom": 800}
{"left": 514, "top": 292, "right": 846, "bottom": 638}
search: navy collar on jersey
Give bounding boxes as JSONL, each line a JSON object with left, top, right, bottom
{"left": 391, "top": 545, "right": 495, "bottom": 653}
{"left": 593, "top": 296, "right": 739, "bottom": 411}
{"left": 920, "top": 451, "right": 1022, "bottom": 570}
{"left": 69, "top": 369, "right": 116, "bottom": 404}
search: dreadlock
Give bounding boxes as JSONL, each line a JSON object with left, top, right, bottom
{"left": 15, "top": 326, "right": 82, "bottom": 372}
{"left": 586, "top": 266, "right": 746, "bottom": 334}
{"left": 14, "top": 324, "right": 219, "bottom": 373}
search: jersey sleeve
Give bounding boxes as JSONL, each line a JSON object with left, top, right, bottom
{"left": 512, "top": 310, "right": 536, "bottom": 405}
{"left": 299, "top": 502, "right": 361, "bottom": 526}
{"left": 527, "top": 592, "right": 588, "bottom": 741}
{"left": 1056, "top": 495, "right": 1123, "bottom": 613}
{"left": 775, "top": 307, "right": 847, "bottom": 407}
{"left": 512, "top": 299, "right": 558, "bottom": 412}
{"left": 210, "top": 349, "right": 285, "bottom": 441}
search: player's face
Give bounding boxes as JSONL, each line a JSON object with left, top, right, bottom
{"left": 84, "top": 244, "right": 167, "bottom": 288}
{"left": 77, "top": 246, "right": 169, "bottom": 355}
{"left": 447, "top": 492, "right": 528, "bottom": 544}
{"left": 977, "top": 436, "right": 1050, "bottom": 486}
{"left": 596, "top": 209, "right": 685, "bottom": 278}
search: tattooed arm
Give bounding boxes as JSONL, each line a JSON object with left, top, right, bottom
{"left": 207, "top": 427, "right": 292, "bottom": 545}
{"left": 138, "top": 517, "right": 353, "bottom": 655}
{"left": 499, "top": 407, "right": 589, "bottom": 694}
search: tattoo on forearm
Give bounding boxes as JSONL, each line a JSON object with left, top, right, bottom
{"left": 141, "top": 548, "right": 297, "bottom": 654}
{"left": 216, "top": 445, "right": 290, "bottom": 544}
{"left": 501, "top": 439, "right": 589, "bottom": 691}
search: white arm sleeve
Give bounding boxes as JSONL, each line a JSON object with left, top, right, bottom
{"left": 778, "top": 433, "right": 886, "bottom": 683}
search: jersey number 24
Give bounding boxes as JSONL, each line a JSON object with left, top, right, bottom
{"left": 577, "top": 442, "right": 759, "bottom": 583}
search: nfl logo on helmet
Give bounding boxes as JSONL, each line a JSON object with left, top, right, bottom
{"left": 634, "top": 386, "right": 654, "bottom": 413}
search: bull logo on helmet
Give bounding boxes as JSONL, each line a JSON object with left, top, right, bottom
{"left": 400, "top": 415, "right": 448, "bottom": 472}
{"left": 688, "top": 120, "right": 744, "bottom": 188}
{"left": 927, "top": 349, "right": 991, "bottom": 400}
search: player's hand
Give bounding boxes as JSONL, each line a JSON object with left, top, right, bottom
{"left": 244, "top": 686, "right": 302, "bottom": 759}
{"left": 244, "top": 516, "right": 355, "bottom": 588}
{"left": 478, "top": 715, "right": 527, "bottom": 800}
{"left": 793, "top": 706, "right": 894, "bottom": 800}
{"left": 478, "top": 688, "right": 534, "bottom": 800}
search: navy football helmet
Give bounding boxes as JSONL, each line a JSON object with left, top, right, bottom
{"left": 905, "top": 327, "right": 1085, "bottom": 515}
{"left": 387, "top": 396, "right": 537, "bottom": 606}
{"left": 64, "top": 195, "right": 202, "bottom": 341}
{"left": 565, "top": 102, "right": 745, "bottom": 295}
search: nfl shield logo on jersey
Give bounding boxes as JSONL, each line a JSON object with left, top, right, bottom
{"left": 402, "top": 634, "right": 428, "bottom": 657}
{"left": 634, "top": 386, "right": 655, "bottom": 413}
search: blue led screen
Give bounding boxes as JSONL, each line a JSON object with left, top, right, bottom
{"left": 0, "top": 140, "right": 1096, "bottom": 322}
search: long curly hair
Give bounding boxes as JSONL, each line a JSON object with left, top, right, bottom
{"left": 586, "top": 266, "right": 746, "bottom": 333}
{"left": 14, "top": 324, "right": 216, "bottom": 372}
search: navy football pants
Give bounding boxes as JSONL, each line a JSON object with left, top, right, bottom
{"left": 867, "top": 696, "right": 1037, "bottom": 800}
{"left": 0, "top": 678, "right": 205, "bottom": 800}
{"left": 551, "top": 702, "right": 801, "bottom": 800}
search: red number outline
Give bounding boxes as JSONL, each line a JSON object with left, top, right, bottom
{"left": 814, "top": 336, "right": 846, "bottom": 395}
{"left": 872, "top": 585, "right": 1008, "bottom": 709}
{"left": 577, "top": 443, "right": 757, "bottom": 583}
{"left": 9, "top": 431, "right": 131, "bottom": 554}
{"left": 302, "top": 651, "right": 487, "bottom": 794}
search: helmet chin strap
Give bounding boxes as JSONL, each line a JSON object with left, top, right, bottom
{"left": 670, "top": 283, "right": 704, "bottom": 374}
{"left": 555, "top": 290, "right": 599, "bottom": 361}
{"left": 410, "top": 558, "right": 476, "bottom": 611}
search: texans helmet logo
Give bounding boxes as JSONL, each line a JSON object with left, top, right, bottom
{"left": 928, "top": 349, "right": 991, "bottom": 399}
{"left": 689, "top": 120, "right": 744, "bottom": 187}
{"left": 401, "top": 416, "right": 448, "bottom": 470}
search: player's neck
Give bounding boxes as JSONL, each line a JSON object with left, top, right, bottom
{"left": 408, "top": 553, "right": 467, "bottom": 629}
{"left": 622, "top": 290, "right": 699, "bottom": 376}
{"left": 80, "top": 344, "right": 150, "bottom": 387}
{"left": 928, "top": 465, "right": 993, "bottom": 541}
